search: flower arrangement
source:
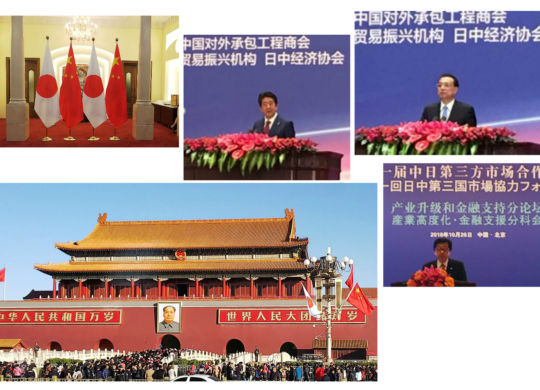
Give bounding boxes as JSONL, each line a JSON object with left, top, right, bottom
{"left": 407, "top": 266, "right": 455, "bottom": 287}
{"left": 184, "top": 133, "right": 317, "bottom": 175}
{"left": 355, "top": 121, "right": 515, "bottom": 155}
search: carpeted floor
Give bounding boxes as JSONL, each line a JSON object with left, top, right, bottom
{"left": 0, "top": 119, "right": 179, "bottom": 147}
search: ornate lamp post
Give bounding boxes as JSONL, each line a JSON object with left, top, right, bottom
{"left": 304, "top": 247, "right": 353, "bottom": 363}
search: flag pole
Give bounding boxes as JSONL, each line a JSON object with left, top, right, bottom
{"left": 338, "top": 285, "right": 355, "bottom": 312}
{"left": 109, "top": 124, "right": 120, "bottom": 141}
{"left": 64, "top": 127, "right": 76, "bottom": 141}
{"left": 40, "top": 36, "right": 54, "bottom": 142}
{"left": 109, "top": 38, "right": 121, "bottom": 141}
{"left": 88, "top": 38, "right": 100, "bottom": 141}
{"left": 63, "top": 37, "right": 77, "bottom": 141}
{"left": 41, "top": 125, "right": 53, "bottom": 142}
{"left": 88, "top": 125, "right": 99, "bottom": 141}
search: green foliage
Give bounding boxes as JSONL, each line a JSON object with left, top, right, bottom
{"left": 361, "top": 139, "right": 496, "bottom": 155}
{"left": 284, "top": 360, "right": 377, "bottom": 367}
{"left": 170, "top": 359, "right": 210, "bottom": 366}
{"left": 47, "top": 358, "right": 83, "bottom": 366}
{"left": 186, "top": 149, "right": 305, "bottom": 176}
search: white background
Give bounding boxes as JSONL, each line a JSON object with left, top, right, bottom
{"left": 3, "top": 0, "right": 540, "bottom": 389}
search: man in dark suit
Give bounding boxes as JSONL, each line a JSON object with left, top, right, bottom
{"left": 421, "top": 74, "right": 477, "bottom": 127}
{"left": 251, "top": 91, "right": 295, "bottom": 138}
{"left": 422, "top": 238, "right": 467, "bottom": 281}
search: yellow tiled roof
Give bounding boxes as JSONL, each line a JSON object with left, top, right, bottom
{"left": 0, "top": 339, "right": 28, "bottom": 349}
{"left": 35, "top": 259, "right": 307, "bottom": 274}
{"left": 55, "top": 210, "right": 306, "bottom": 251}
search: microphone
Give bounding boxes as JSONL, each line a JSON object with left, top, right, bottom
{"left": 432, "top": 115, "right": 440, "bottom": 122}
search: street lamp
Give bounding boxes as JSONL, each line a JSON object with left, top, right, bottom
{"left": 304, "top": 247, "right": 353, "bottom": 363}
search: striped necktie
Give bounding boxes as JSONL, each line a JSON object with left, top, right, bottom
{"left": 263, "top": 120, "right": 271, "bottom": 134}
{"left": 441, "top": 105, "right": 449, "bottom": 121}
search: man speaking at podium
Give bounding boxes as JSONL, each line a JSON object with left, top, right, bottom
{"left": 420, "top": 74, "right": 477, "bottom": 127}
{"left": 423, "top": 238, "right": 468, "bottom": 281}
{"left": 251, "top": 91, "right": 295, "bottom": 138}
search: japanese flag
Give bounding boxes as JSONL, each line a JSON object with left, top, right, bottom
{"left": 83, "top": 43, "right": 107, "bottom": 128}
{"left": 302, "top": 283, "right": 320, "bottom": 320}
{"left": 34, "top": 40, "right": 61, "bottom": 128}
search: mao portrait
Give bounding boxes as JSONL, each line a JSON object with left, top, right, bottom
{"left": 156, "top": 302, "right": 181, "bottom": 333}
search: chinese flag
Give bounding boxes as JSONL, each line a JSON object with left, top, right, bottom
{"left": 0, "top": 268, "right": 5, "bottom": 282}
{"left": 105, "top": 43, "right": 128, "bottom": 128}
{"left": 347, "top": 283, "right": 374, "bottom": 316}
{"left": 345, "top": 265, "right": 354, "bottom": 290}
{"left": 59, "top": 42, "right": 84, "bottom": 129}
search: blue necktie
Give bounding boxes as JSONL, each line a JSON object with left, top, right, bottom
{"left": 441, "top": 105, "right": 449, "bottom": 121}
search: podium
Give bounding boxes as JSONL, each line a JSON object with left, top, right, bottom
{"left": 390, "top": 281, "right": 477, "bottom": 287}
{"left": 184, "top": 151, "right": 342, "bottom": 180}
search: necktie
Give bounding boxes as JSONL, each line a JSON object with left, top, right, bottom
{"left": 441, "top": 105, "right": 449, "bottom": 121}
{"left": 263, "top": 120, "right": 271, "bottom": 134}
{"left": 440, "top": 263, "right": 447, "bottom": 271}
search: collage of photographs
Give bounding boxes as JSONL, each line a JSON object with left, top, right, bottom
{"left": 0, "top": 2, "right": 539, "bottom": 388}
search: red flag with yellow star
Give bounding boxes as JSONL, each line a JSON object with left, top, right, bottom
{"left": 59, "top": 42, "right": 83, "bottom": 129}
{"left": 346, "top": 283, "right": 374, "bottom": 316}
{"left": 105, "top": 43, "right": 127, "bottom": 128}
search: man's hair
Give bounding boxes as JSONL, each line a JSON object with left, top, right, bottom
{"left": 258, "top": 91, "right": 278, "bottom": 106}
{"left": 433, "top": 238, "right": 453, "bottom": 251}
{"left": 162, "top": 305, "right": 176, "bottom": 313}
{"left": 438, "top": 73, "right": 459, "bottom": 87}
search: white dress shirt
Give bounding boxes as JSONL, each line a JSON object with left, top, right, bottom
{"left": 440, "top": 100, "right": 455, "bottom": 120}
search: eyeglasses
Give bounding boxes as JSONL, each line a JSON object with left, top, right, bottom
{"left": 437, "top": 83, "right": 455, "bottom": 88}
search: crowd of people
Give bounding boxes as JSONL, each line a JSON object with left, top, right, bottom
{"left": 0, "top": 348, "right": 377, "bottom": 382}
{"left": 0, "top": 348, "right": 178, "bottom": 381}
{"left": 199, "top": 361, "right": 377, "bottom": 381}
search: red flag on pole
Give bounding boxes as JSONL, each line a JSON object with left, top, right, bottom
{"left": 347, "top": 283, "right": 374, "bottom": 316}
{"left": 59, "top": 41, "right": 84, "bottom": 129}
{"left": 105, "top": 42, "right": 128, "bottom": 128}
{"left": 0, "top": 268, "right": 5, "bottom": 282}
{"left": 345, "top": 265, "right": 354, "bottom": 290}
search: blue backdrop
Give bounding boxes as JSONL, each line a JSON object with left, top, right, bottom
{"left": 384, "top": 163, "right": 540, "bottom": 286}
{"left": 355, "top": 11, "right": 540, "bottom": 143}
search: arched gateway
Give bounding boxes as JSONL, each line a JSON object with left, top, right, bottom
{"left": 161, "top": 335, "right": 180, "bottom": 349}
{"left": 226, "top": 339, "right": 245, "bottom": 355}
{"left": 280, "top": 342, "right": 298, "bottom": 357}
{"left": 99, "top": 338, "right": 114, "bottom": 350}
